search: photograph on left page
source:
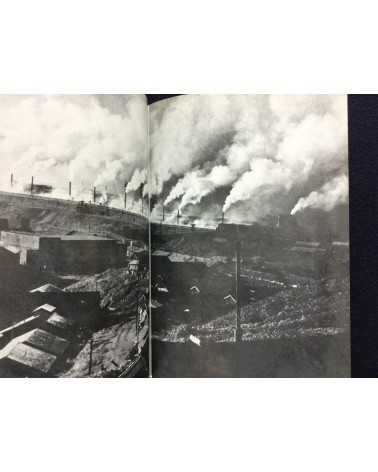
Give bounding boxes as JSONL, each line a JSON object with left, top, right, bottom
{"left": 0, "top": 95, "right": 149, "bottom": 377}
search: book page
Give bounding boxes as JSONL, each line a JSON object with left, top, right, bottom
{"left": 0, "top": 94, "right": 149, "bottom": 377}
{"left": 149, "top": 94, "right": 350, "bottom": 377}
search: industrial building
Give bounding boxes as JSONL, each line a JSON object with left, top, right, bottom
{"left": 0, "top": 289, "right": 102, "bottom": 377}
{"left": 0, "top": 291, "right": 100, "bottom": 344}
{"left": 0, "top": 328, "right": 70, "bottom": 377}
{"left": 0, "top": 230, "right": 125, "bottom": 273}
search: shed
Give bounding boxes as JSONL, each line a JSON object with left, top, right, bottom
{"left": 0, "top": 328, "right": 69, "bottom": 377}
{"left": 30, "top": 284, "right": 63, "bottom": 293}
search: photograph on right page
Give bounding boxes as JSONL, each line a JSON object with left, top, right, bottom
{"left": 149, "top": 95, "right": 350, "bottom": 377}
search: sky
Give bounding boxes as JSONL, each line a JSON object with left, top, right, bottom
{"left": 0, "top": 94, "right": 147, "bottom": 210}
{"left": 149, "top": 95, "right": 348, "bottom": 226}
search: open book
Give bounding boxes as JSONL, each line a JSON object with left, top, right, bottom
{"left": 0, "top": 95, "right": 350, "bottom": 377}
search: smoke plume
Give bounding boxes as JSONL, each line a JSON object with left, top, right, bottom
{"left": 290, "top": 174, "right": 348, "bottom": 215}
{"left": 150, "top": 95, "right": 348, "bottom": 225}
{"left": 0, "top": 95, "right": 147, "bottom": 209}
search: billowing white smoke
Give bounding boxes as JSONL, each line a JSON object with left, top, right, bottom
{"left": 126, "top": 168, "right": 147, "bottom": 194}
{"left": 290, "top": 174, "right": 348, "bottom": 215}
{"left": 165, "top": 165, "right": 235, "bottom": 209}
{"left": 0, "top": 95, "right": 147, "bottom": 209}
{"left": 150, "top": 95, "right": 348, "bottom": 222}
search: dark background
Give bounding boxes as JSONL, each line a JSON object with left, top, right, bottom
{"left": 147, "top": 94, "right": 378, "bottom": 378}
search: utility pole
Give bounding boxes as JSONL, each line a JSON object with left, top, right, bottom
{"left": 88, "top": 336, "right": 94, "bottom": 376}
{"left": 235, "top": 227, "right": 242, "bottom": 343}
{"left": 136, "top": 294, "right": 140, "bottom": 354}
{"left": 140, "top": 183, "right": 144, "bottom": 215}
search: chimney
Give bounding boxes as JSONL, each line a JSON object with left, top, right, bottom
{"left": 221, "top": 211, "right": 224, "bottom": 224}
{"left": 124, "top": 182, "right": 127, "bottom": 210}
{"left": 10, "top": 173, "right": 13, "bottom": 187}
{"left": 176, "top": 209, "right": 180, "bottom": 225}
{"left": 235, "top": 235, "right": 242, "bottom": 343}
{"left": 140, "top": 183, "right": 144, "bottom": 215}
{"left": 93, "top": 186, "right": 96, "bottom": 203}
{"left": 69, "top": 181, "right": 72, "bottom": 197}
{"left": 31, "top": 176, "right": 34, "bottom": 195}
{"left": 162, "top": 203, "right": 165, "bottom": 222}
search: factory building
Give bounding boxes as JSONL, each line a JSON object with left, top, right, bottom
{"left": 0, "top": 231, "right": 125, "bottom": 273}
{"left": 0, "top": 291, "right": 101, "bottom": 346}
{"left": 0, "top": 289, "right": 102, "bottom": 377}
{"left": 0, "top": 328, "right": 70, "bottom": 377}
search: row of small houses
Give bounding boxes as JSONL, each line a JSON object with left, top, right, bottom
{"left": 0, "top": 284, "right": 101, "bottom": 377}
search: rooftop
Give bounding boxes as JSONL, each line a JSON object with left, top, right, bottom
{"left": 30, "top": 284, "right": 63, "bottom": 293}
{"left": 2, "top": 231, "right": 113, "bottom": 241}
{"left": 24, "top": 329, "right": 69, "bottom": 356}
{"left": 0, "top": 328, "right": 70, "bottom": 375}
{"left": 46, "top": 313, "right": 73, "bottom": 331}
{"left": 33, "top": 304, "right": 56, "bottom": 314}
{"left": 5, "top": 343, "right": 57, "bottom": 375}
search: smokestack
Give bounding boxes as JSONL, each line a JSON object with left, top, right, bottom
{"left": 235, "top": 230, "right": 242, "bottom": 343}
{"left": 10, "top": 173, "right": 13, "bottom": 187}
{"left": 176, "top": 209, "right": 180, "bottom": 225}
{"left": 162, "top": 204, "right": 165, "bottom": 222}
{"left": 221, "top": 211, "right": 224, "bottom": 224}
{"left": 31, "top": 176, "right": 34, "bottom": 195}
{"left": 69, "top": 181, "right": 72, "bottom": 197}
{"left": 140, "top": 182, "right": 144, "bottom": 215}
{"left": 93, "top": 186, "right": 96, "bottom": 203}
{"left": 124, "top": 182, "right": 127, "bottom": 210}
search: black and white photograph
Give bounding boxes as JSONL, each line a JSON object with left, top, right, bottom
{"left": 0, "top": 94, "right": 149, "bottom": 377}
{"left": 150, "top": 94, "right": 350, "bottom": 377}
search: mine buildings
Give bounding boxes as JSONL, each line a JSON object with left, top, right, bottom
{"left": 0, "top": 230, "right": 125, "bottom": 274}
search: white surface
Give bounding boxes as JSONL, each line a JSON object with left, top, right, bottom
{"left": 0, "top": 1, "right": 376, "bottom": 93}
{"left": 0, "top": 380, "right": 376, "bottom": 472}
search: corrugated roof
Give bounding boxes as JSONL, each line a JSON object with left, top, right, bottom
{"left": 60, "top": 234, "right": 111, "bottom": 241}
{"left": 0, "top": 315, "right": 39, "bottom": 338}
{"left": 2, "top": 231, "right": 112, "bottom": 241}
{"left": 46, "top": 313, "right": 73, "bottom": 330}
{"left": 6, "top": 343, "right": 57, "bottom": 375}
{"left": 0, "top": 329, "right": 69, "bottom": 358}
{"left": 30, "top": 284, "right": 63, "bottom": 293}
{"left": 24, "top": 329, "right": 69, "bottom": 356}
{"left": 33, "top": 304, "right": 56, "bottom": 314}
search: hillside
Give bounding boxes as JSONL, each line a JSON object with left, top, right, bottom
{"left": 65, "top": 267, "right": 148, "bottom": 316}
{"left": 0, "top": 191, "right": 147, "bottom": 239}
